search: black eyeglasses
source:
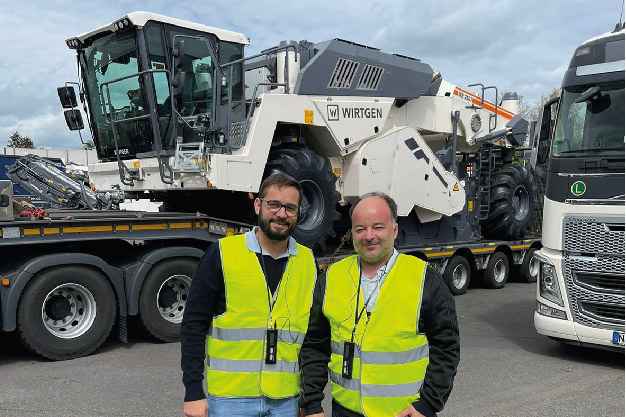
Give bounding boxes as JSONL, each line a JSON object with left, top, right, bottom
{"left": 259, "top": 198, "right": 299, "bottom": 217}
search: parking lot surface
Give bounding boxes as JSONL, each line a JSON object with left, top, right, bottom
{"left": 0, "top": 281, "right": 623, "bottom": 417}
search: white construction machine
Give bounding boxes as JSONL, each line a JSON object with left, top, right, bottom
{"left": 58, "top": 11, "right": 532, "bottom": 252}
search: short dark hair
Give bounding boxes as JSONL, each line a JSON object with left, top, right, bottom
{"left": 349, "top": 192, "right": 398, "bottom": 223}
{"left": 259, "top": 173, "right": 303, "bottom": 205}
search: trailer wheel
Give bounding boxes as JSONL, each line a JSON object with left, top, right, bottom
{"left": 443, "top": 255, "right": 472, "bottom": 295}
{"left": 482, "top": 165, "right": 534, "bottom": 240}
{"left": 483, "top": 252, "right": 509, "bottom": 289}
{"left": 16, "top": 266, "right": 116, "bottom": 360}
{"left": 265, "top": 148, "right": 340, "bottom": 251}
{"left": 138, "top": 258, "right": 197, "bottom": 342}
{"left": 520, "top": 247, "right": 539, "bottom": 283}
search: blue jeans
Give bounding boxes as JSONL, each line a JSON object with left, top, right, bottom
{"left": 207, "top": 395, "right": 299, "bottom": 417}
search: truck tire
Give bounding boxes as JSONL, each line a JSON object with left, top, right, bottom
{"left": 443, "top": 255, "right": 472, "bottom": 295}
{"left": 16, "top": 266, "right": 116, "bottom": 360}
{"left": 520, "top": 247, "right": 539, "bottom": 283}
{"left": 265, "top": 148, "right": 340, "bottom": 251}
{"left": 138, "top": 258, "right": 197, "bottom": 342}
{"left": 483, "top": 252, "right": 509, "bottom": 289}
{"left": 482, "top": 165, "right": 534, "bottom": 240}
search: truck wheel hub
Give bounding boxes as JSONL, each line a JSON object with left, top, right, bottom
{"left": 157, "top": 274, "right": 191, "bottom": 324}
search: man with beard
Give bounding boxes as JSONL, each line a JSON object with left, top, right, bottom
{"left": 181, "top": 173, "right": 318, "bottom": 417}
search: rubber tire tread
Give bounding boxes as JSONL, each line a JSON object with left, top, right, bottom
{"left": 483, "top": 252, "right": 510, "bottom": 289}
{"left": 17, "top": 266, "right": 116, "bottom": 360}
{"left": 443, "top": 255, "right": 472, "bottom": 296}
{"left": 138, "top": 258, "right": 198, "bottom": 342}
{"left": 481, "top": 165, "right": 535, "bottom": 240}
{"left": 265, "top": 148, "right": 340, "bottom": 251}
{"left": 520, "top": 247, "right": 538, "bottom": 283}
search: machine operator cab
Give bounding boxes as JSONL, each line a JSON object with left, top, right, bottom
{"left": 58, "top": 12, "right": 248, "bottom": 170}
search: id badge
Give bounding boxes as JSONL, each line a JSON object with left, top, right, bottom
{"left": 342, "top": 341, "right": 355, "bottom": 379}
{"left": 265, "top": 328, "right": 278, "bottom": 364}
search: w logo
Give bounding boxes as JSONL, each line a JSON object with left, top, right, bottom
{"left": 327, "top": 105, "right": 339, "bottom": 121}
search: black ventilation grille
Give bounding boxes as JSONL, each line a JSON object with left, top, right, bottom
{"left": 357, "top": 64, "right": 384, "bottom": 90}
{"left": 328, "top": 58, "right": 359, "bottom": 89}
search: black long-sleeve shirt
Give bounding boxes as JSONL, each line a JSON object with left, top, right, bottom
{"left": 298, "top": 266, "right": 460, "bottom": 417}
{"left": 180, "top": 241, "right": 291, "bottom": 402}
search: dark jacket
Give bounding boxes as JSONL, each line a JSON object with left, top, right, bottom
{"left": 298, "top": 265, "right": 460, "bottom": 417}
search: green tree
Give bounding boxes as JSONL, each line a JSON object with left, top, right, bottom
{"left": 7, "top": 131, "right": 35, "bottom": 149}
{"left": 519, "top": 88, "right": 560, "bottom": 122}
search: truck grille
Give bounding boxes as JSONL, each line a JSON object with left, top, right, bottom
{"left": 579, "top": 301, "right": 625, "bottom": 325}
{"left": 574, "top": 271, "right": 625, "bottom": 293}
{"left": 562, "top": 216, "right": 625, "bottom": 330}
{"left": 563, "top": 216, "right": 625, "bottom": 254}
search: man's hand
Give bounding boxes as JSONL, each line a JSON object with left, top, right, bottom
{"left": 394, "top": 405, "right": 425, "bottom": 417}
{"left": 298, "top": 406, "right": 324, "bottom": 417}
{"left": 183, "top": 399, "right": 208, "bottom": 417}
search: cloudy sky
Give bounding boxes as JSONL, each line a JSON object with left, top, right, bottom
{"left": 0, "top": 0, "right": 623, "bottom": 150}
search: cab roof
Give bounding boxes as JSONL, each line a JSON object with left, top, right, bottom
{"left": 67, "top": 11, "right": 249, "bottom": 46}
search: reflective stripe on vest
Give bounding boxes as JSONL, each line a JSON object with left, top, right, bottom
{"left": 211, "top": 326, "right": 306, "bottom": 345}
{"left": 330, "top": 340, "right": 428, "bottom": 364}
{"left": 208, "top": 357, "right": 299, "bottom": 373}
{"left": 324, "top": 254, "right": 429, "bottom": 416}
{"left": 207, "top": 233, "right": 317, "bottom": 398}
{"left": 329, "top": 370, "right": 425, "bottom": 397}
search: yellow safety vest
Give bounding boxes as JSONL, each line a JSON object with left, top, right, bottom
{"left": 207, "top": 233, "right": 317, "bottom": 398}
{"left": 324, "top": 254, "right": 429, "bottom": 416}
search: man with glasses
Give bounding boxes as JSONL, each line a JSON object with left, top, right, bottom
{"left": 181, "top": 173, "right": 318, "bottom": 417}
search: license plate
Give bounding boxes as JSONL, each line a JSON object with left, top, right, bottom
{"left": 612, "top": 331, "right": 625, "bottom": 346}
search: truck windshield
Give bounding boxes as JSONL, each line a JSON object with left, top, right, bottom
{"left": 80, "top": 30, "right": 154, "bottom": 160}
{"left": 552, "top": 81, "right": 625, "bottom": 158}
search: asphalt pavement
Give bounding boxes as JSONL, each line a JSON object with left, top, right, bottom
{"left": 0, "top": 281, "right": 623, "bottom": 417}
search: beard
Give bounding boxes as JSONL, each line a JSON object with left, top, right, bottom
{"left": 258, "top": 209, "right": 296, "bottom": 241}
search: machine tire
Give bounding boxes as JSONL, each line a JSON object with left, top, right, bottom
{"left": 265, "top": 148, "right": 340, "bottom": 251}
{"left": 138, "top": 258, "right": 198, "bottom": 342}
{"left": 16, "top": 266, "right": 116, "bottom": 360}
{"left": 483, "top": 252, "right": 510, "bottom": 289}
{"left": 443, "top": 255, "right": 472, "bottom": 296}
{"left": 482, "top": 165, "right": 535, "bottom": 240}
{"left": 520, "top": 247, "right": 539, "bottom": 283}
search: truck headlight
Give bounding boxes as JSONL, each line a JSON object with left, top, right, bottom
{"left": 539, "top": 262, "right": 564, "bottom": 306}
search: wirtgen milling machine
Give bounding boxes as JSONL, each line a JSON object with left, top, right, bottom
{"left": 59, "top": 11, "right": 532, "bottom": 250}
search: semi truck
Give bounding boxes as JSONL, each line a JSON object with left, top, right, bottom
{"left": 0, "top": 11, "right": 540, "bottom": 360}
{"left": 532, "top": 25, "right": 625, "bottom": 350}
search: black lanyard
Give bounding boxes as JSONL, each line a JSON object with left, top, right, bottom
{"left": 256, "top": 241, "right": 290, "bottom": 315}
{"left": 351, "top": 258, "right": 391, "bottom": 342}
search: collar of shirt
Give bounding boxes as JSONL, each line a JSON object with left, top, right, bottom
{"left": 244, "top": 226, "right": 298, "bottom": 259}
{"left": 360, "top": 248, "right": 399, "bottom": 283}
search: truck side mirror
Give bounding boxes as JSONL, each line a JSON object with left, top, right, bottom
{"left": 57, "top": 86, "right": 78, "bottom": 108}
{"left": 536, "top": 97, "right": 559, "bottom": 165}
{"left": 171, "top": 40, "right": 187, "bottom": 98}
{"left": 172, "top": 72, "right": 187, "bottom": 97}
{"left": 172, "top": 40, "right": 186, "bottom": 70}
{"left": 64, "top": 109, "right": 84, "bottom": 131}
